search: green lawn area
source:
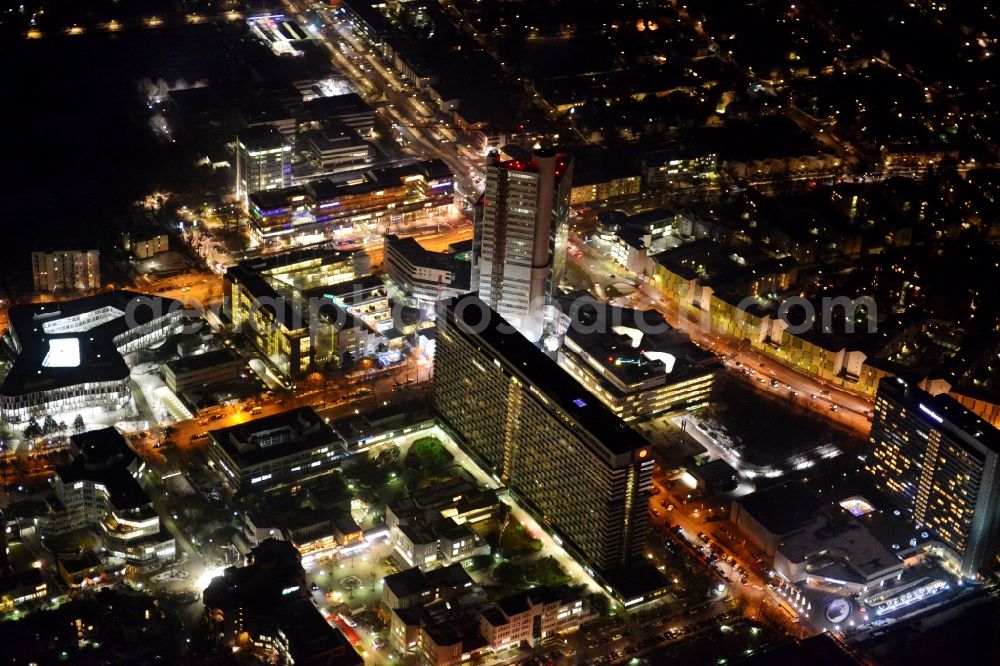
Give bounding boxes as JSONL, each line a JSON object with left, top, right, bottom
{"left": 525, "top": 557, "right": 570, "bottom": 586}
{"left": 500, "top": 522, "right": 543, "bottom": 558}
{"left": 405, "top": 437, "right": 454, "bottom": 471}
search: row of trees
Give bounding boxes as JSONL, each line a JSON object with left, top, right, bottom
{"left": 22, "top": 414, "right": 86, "bottom": 440}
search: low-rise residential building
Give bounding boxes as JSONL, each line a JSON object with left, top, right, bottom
{"left": 479, "top": 586, "right": 592, "bottom": 653}
{"left": 206, "top": 407, "right": 347, "bottom": 492}
{"left": 390, "top": 516, "right": 489, "bottom": 569}
{"left": 387, "top": 603, "right": 489, "bottom": 666}
{"left": 386, "top": 478, "right": 498, "bottom": 532}
{"left": 381, "top": 563, "right": 475, "bottom": 611}
{"left": 639, "top": 149, "right": 718, "bottom": 189}
{"left": 0, "top": 569, "right": 47, "bottom": 611}
{"left": 123, "top": 232, "right": 169, "bottom": 259}
{"left": 569, "top": 147, "right": 642, "bottom": 206}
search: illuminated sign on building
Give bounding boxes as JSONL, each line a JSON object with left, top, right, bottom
{"left": 919, "top": 403, "right": 944, "bottom": 423}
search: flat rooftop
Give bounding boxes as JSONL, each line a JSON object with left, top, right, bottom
{"left": 441, "top": 295, "right": 650, "bottom": 457}
{"left": 57, "top": 428, "right": 150, "bottom": 511}
{"left": 560, "top": 301, "right": 718, "bottom": 394}
{"left": 225, "top": 247, "right": 360, "bottom": 327}
{"left": 779, "top": 510, "right": 903, "bottom": 583}
{"left": 878, "top": 377, "right": 1000, "bottom": 455}
{"left": 304, "top": 124, "right": 367, "bottom": 150}
{"left": 238, "top": 124, "right": 286, "bottom": 150}
{"left": 490, "top": 149, "right": 572, "bottom": 180}
{"left": 385, "top": 234, "right": 465, "bottom": 273}
{"left": 735, "top": 482, "right": 824, "bottom": 537}
{"left": 308, "top": 274, "right": 385, "bottom": 304}
{"left": 207, "top": 407, "right": 340, "bottom": 470}
{"left": 1, "top": 291, "right": 184, "bottom": 398}
{"left": 653, "top": 238, "right": 770, "bottom": 284}
{"left": 165, "top": 348, "right": 242, "bottom": 376}
{"left": 383, "top": 563, "right": 472, "bottom": 599}
{"left": 601, "top": 562, "right": 671, "bottom": 602}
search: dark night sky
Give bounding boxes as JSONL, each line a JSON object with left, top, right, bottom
{"left": 2, "top": 35, "right": 164, "bottom": 260}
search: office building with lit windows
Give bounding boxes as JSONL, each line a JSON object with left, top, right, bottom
{"left": 866, "top": 377, "right": 1000, "bottom": 576}
{"left": 472, "top": 149, "right": 573, "bottom": 341}
{"left": 224, "top": 248, "right": 376, "bottom": 377}
{"left": 206, "top": 407, "right": 348, "bottom": 492}
{"left": 236, "top": 125, "right": 291, "bottom": 202}
{"left": 383, "top": 234, "right": 472, "bottom": 304}
{"left": 556, "top": 302, "right": 718, "bottom": 422}
{"left": 39, "top": 428, "right": 175, "bottom": 571}
{"left": 433, "top": 295, "right": 653, "bottom": 573}
{"left": 0, "top": 291, "right": 187, "bottom": 424}
{"left": 246, "top": 160, "right": 454, "bottom": 245}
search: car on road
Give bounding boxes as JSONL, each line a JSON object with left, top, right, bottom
{"left": 830, "top": 404, "right": 839, "bottom": 412}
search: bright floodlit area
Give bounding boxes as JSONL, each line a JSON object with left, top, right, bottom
{"left": 42, "top": 338, "right": 81, "bottom": 368}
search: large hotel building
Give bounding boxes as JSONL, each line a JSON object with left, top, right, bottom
{"left": 473, "top": 149, "right": 573, "bottom": 341}
{"left": 433, "top": 295, "right": 653, "bottom": 573}
{"left": 866, "top": 377, "right": 1000, "bottom": 576}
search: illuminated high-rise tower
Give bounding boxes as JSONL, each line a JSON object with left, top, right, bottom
{"left": 433, "top": 295, "right": 652, "bottom": 573}
{"left": 867, "top": 377, "right": 1000, "bottom": 576}
{"left": 472, "top": 149, "right": 573, "bottom": 342}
